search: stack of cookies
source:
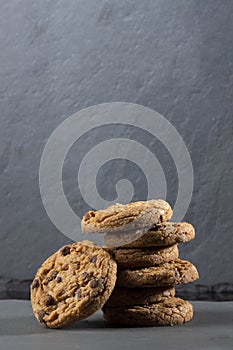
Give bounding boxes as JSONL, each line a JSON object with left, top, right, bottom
{"left": 82, "top": 199, "right": 199, "bottom": 326}
{"left": 30, "top": 199, "right": 198, "bottom": 329}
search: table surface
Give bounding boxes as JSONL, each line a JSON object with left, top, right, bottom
{"left": 0, "top": 300, "right": 232, "bottom": 350}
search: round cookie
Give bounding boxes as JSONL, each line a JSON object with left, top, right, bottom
{"left": 103, "top": 297, "right": 193, "bottom": 326}
{"left": 104, "top": 222, "right": 195, "bottom": 248}
{"left": 105, "top": 244, "right": 179, "bottom": 268}
{"left": 30, "top": 240, "right": 117, "bottom": 328}
{"left": 81, "top": 199, "right": 172, "bottom": 234}
{"left": 117, "top": 259, "right": 199, "bottom": 288}
{"left": 104, "top": 286, "right": 175, "bottom": 307}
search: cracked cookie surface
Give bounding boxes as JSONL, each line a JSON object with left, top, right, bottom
{"left": 105, "top": 244, "right": 179, "bottom": 268}
{"left": 104, "top": 222, "right": 195, "bottom": 248}
{"left": 81, "top": 199, "right": 172, "bottom": 234}
{"left": 30, "top": 240, "right": 117, "bottom": 328}
{"left": 103, "top": 297, "right": 193, "bottom": 326}
{"left": 104, "top": 286, "right": 175, "bottom": 307}
{"left": 117, "top": 259, "right": 199, "bottom": 288}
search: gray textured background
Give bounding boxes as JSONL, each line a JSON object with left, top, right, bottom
{"left": 0, "top": 0, "right": 233, "bottom": 299}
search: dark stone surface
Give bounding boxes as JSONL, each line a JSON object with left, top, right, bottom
{"left": 0, "top": 0, "right": 233, "bottom": 296}
{"left": 0, "top": 300, "right": 232, "bottom": 350}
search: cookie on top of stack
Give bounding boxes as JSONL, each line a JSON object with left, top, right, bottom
{"left": 82, "top": 199, "right": 199, "bottom": 326}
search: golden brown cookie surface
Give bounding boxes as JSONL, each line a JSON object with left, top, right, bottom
{"left": 30, "top": 241, "right": 117, "bottom": 328}
{"left": 104, "top": 222, "right": 195, "bottom": 248}
{"left": 105, "top": 244, "right": 179, "bottom": 268}
{"left": 103, "top": 297, "right": 193, "bottom": 326}
{"left": 117, "top": 259, "right": 199, "bottom": 288}
{"left": 104, "top": 286, "right": 175, "bottom": 307}
{"left": 81, "top": 199, "right": 172, "bottom": 234}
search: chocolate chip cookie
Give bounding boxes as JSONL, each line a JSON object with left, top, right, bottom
{"left": 105, "top": 244, "right": 179, "bottom": 268}
{"left": 104, "top": 286, "right": 175, "bottom": 307}
{"left": 103, "top": 297, "right": 193, "bottom": 326}
{"left": 30, "top": 240, "right": 117, "bottom": 328}
{"left": 81, "top": 199, "right": 172, "bottom": 234}
{"left": 104, "top": 222, "right": 195, "bottom": 248}
{"left": 117, "top": 259, "right": 199, "bottom": 288}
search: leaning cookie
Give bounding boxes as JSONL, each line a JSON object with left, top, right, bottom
{"left": 103, "top": 297, "right": 193, "bottom": 326}
{"left": 30, "top": 241, "right": 117, "bottom": 328}
{"left": 104, "top": 222, "right": 195, "bottom": 248}
{"left": 104, "top": 286, "right": 175, "bottom": 307}
{"left": 81, "top": 199, "right": 172, "bottom": 234}
{"left": 117, "top": 259, "right": 199, "bottom": 288}
{"left": 105, "top": 244, "right": 179, "bottom": 268}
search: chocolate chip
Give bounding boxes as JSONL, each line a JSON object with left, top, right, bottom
{"left": 47, "top": 271, "right": 58, "bottom": 282}
{"left": 88, "top": 255, "right": 97, "bottom": 263}
{"left": 31, "top": 279, "right": 40, "bottom": 289}
{"left": 45, "top": 295, "right": 55, "bottom": 307}
{"left": 90, "top": 279, "right": 99, "bottom": 289}
{"left": 51, "top": 270, "right": 58, "bottom": 278}
{"left": 109, "top": 251, "right": 115, "bottom": 259}
{"left": 56, "top": 276, "right": 62, "bottom": 283}
{"left": 38, "top": 310, "right": 46, "bottom": 323}
{"left": 76, "top": 289, "right": 82, "bottom": 298}
{"left": 60, "top": 246, "right": 70, "bottom": 256}
{"left": 84, "top": 211, "right": 95, "bottom": 221}
{"left": 81, "top": 272, "right": 90, "bottom": 280}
